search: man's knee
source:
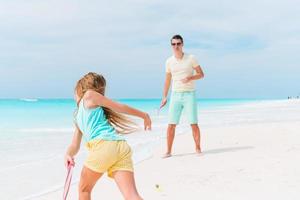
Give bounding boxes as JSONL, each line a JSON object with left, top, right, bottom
{"left": 168, "top": 124, "right": 176, "bottom": 130}
{"left": 190, "top": 124, "right": 199, "bottom": 130}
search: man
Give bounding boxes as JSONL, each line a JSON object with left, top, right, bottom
{"left": 160, "top": 34, "right": 204, "bottom": 158}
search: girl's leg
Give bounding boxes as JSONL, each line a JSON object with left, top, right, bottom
{"left": 79, "top": 166, "right": 103, "bottom": 200}
{"left": 113, "top": 170, "right": 142, "bottom": 200}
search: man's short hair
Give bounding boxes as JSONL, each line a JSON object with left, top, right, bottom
{"left": 171, "top": 35, "right": 184, "bottom": 43}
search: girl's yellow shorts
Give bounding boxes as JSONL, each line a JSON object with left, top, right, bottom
{"left": 84, "top": 139, "right": 133, "bottom": 178}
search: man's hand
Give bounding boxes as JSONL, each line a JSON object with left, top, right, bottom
{"left": 181, "top": 76, "right": 193, "bottom": 83}
{"left": 160, "top": 97, "right": 168, "bottom": 109}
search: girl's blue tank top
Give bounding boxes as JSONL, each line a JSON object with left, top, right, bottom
{"left": 75, "top": 100, "right": 124, "bottom": 142}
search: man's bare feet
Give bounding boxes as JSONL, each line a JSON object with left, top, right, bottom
{"left": 196, "top": 148, "right": 202, "bottom": 155}
{"left": 162, "top": 153, "right": 172, "bottom": 159}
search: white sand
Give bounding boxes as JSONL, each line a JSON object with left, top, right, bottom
{"left": 35, "top": 100, "right": 300, "bottom": 200}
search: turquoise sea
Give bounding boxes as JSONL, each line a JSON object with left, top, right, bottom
{"left": 0, "top": 98, "right": 264, "bottom": 131}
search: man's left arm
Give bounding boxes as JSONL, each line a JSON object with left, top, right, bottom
{"left": 182, "top": 65, "right": 204, "bottom": 83}
{"left": 191, "top": 65, "right": 204, "bottom": 80}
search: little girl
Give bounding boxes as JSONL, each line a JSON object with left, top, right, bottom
{"left": 64, "top": 72, "right": 151, "bottom": 200}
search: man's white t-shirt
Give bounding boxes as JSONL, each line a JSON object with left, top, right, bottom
{"left": 166, "top": 53, "right": 199, "bottom": 92}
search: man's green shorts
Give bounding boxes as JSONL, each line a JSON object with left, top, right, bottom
{"left": 168, "top": 91, "right": 198, "bottom": 124}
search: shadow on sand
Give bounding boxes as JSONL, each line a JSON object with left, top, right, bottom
{"left": 171, "top": 146, "right": 254, "bottom": 157}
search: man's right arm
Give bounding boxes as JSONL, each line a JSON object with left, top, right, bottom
{"left": 163, "top": 73, "right": 172, "bottom": 98}
{"left": 160, "top": 73, "right": 172, "bottom": 108}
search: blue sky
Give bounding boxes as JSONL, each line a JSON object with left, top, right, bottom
{"left": 0, "top": 0, "right": 299, "bottom": 99}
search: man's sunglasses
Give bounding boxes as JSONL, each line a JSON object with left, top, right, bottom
{"left": 171, "top": 42, "right": 182, "bottom": 46}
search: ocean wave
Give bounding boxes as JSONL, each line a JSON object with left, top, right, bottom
{"left": 0, "top": 155, "right": 60, "bottom": 173}
{"left": 18, "top": 128, "right": 73, "bottom": 133}
{"left": 19, "top": 98, "right": 38, "bottom": 102}
{"left": 21, "top": 179, "right": 79, "bottom": 200}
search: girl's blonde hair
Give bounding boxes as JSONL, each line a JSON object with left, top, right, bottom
{"left": 75, "top": 72, "right": 138, "bottom": 134}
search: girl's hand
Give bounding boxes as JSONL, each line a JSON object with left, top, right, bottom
{"left": 64, "top": 154, "right": 75, "bottom": 168}
{"left": 143, "top": 113, "right": 152, "bottom": 131}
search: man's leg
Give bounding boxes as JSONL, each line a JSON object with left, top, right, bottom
{"left": 185, "top": 92, "right": 201, "bottom": 153}
{"left": 164, "top": 124, "right": 176, "bottom": 157}
{"left": 191, "top": 124, "right": 201, "bottom": 153}
{"left": 165, "top": 92, "right": 183, "bottom": 158}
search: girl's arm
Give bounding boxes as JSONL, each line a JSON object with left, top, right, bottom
{"left": 64, "top": 125, "right": 82, "bottom": 167}
{"left": 84, "top": 90, "right": 151, "bottom": 130}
